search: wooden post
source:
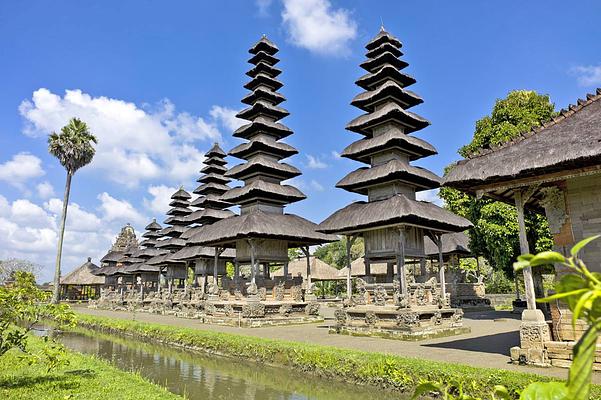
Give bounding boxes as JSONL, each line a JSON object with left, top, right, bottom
{"left": 436, "top": 233, "right": 446, "bottom": 300}
{"left": 301, "top": 246, "right": 311, "bottom": 290}
{"left": 213, "top": 247, "right": 220, "bottom": 294}
{"left": 365, "top": 256, "right": 371, "bottom": 278}
{"left": 386, "top": 262, "right": 394, "bottom": 282}
{"left": 283, "top": 261, "right": 289, "bottom": 280}
{"left": 248, "top": 239, "right": 256, "bottom": 284}
{"left": 345, "top": 235, "right": 353, "bottom": 300}
{"left": 397, "top": 228, "right": 407, "bottom": 296}
{"left": 515, "top": 190, "right": 536, "bottom": 310}
{"left": 234, "top": 260, "right": 240, "bottom": 281}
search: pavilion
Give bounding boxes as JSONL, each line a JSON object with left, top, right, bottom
{"left": 444, "top": 88, "right": 601, "bottom": 367}
{"left": 59, "top": 257, "right": 104, "bottom": 300}
{"left": 189, "top": 36, "right": 335, "bottom": 325}
{"left": 318, "top": 27, "right": 472, "bottom": 340}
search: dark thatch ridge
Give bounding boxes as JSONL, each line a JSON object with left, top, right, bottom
{"left": 356, "top": 64, "right": 416, "bottom": 91}
{"left": 424, "top": 231, "right": 471, "bottom": 257}
{"left": 229, "top": 136, "right": 298, "bottom": 159}
{"left": 346, "top": 103, "right": 430, "bottom": 136}
{"left": 226, "top": 155, "right": 301, "bottom": 180}
{"left": 189, "top": 210, "right": 337, "bottom": 248}
{"left": 170, "top": 245, "right": 235, "bottom": 261}
{"left": 444, "top": 89, "right": 601, "bottom": 191}
{"left": 318, "top": 194, "right": 472, "bottom": 234}
{"left": 61, "top": 258, "right": 104, "bottom": 285}
{"left": 221, "top": 180, "right": 306, "bottom": 204}
{"left": 100, "top": 250, "right": 123, "bottom": 263}
{"left": 351, "top": 81, "right": 423, "bottom": 112}
{"left": 336, "top": 159, "right": 441, "bottom": 194}
{"left": 340, "top": 129, "right": 437, "bottom": 162}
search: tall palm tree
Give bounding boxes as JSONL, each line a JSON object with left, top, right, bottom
{"left": 48, "top": 118, "right": 97, "bottom": 303}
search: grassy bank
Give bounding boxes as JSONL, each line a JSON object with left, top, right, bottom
{"left": 0, "top": 334, "right": 182, "bottom": 400}
{"left": 76, "top": 314, "right": 599, "bottom": 399}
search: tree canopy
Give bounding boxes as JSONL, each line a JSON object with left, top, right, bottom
{"left": 441, "top": 90, "right": 554, "bottom": 277}
{"left": 314, "top": 237, "right": 364, "bottom": 269}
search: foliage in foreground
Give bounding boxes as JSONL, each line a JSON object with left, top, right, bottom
{"left": 0, "top": 271, "right": 75, "bottom": 371}
{"left": 0, "top": 334, "right": 181, "bottom": 400}
{"left": 73, "top": 313, "right": 598, "bottom": 399}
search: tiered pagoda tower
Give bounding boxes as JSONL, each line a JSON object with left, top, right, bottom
{"left": 318, "top": 28, "right": 471, "bottom": 339}
{"left": 171, "top": 143, "right": 235, "bottom": 291}
{"left": 151, "top": 188, "right": 193, "bottom": 288}
{"left": 124, "top": 219, "right": 168, "bottom": 288}
{"left": 189, "top": 36, "right": 334, "bottom": 323}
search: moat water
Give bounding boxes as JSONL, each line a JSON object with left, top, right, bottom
{"left": 49, "top": 327, "right": 407, "bottom": 400}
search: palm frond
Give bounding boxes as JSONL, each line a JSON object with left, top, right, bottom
{"left": 48, "top": 118, "right": 97, "bottom": 174}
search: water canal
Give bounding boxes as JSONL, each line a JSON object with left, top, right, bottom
{"left": 51, "top": 327, "right": 406, "bottom": 400}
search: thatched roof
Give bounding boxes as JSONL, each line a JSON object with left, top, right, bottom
{"left": 100, "top": 250, "right": 123, "bottom": 263}
{"left": 272, "top": 256, "right": 342, "bottom": 281}
{"left": 226, "top": 156, "right": 301, "bottom": 180}
{"left": 188, "top": 210, "right": 336, "bottom": 247}
{"left": 365, "top": 28, "right": 402, "bottom": 50}
{"left": 61, "top": 258, "right": 104, "bottom": 285}
{"left": 234, "top": 118, "right": 292, "bottom": 140}
{"left": 249, "top": 35, "right": 279, "bottom": 55}
{"left": 246, "top": 62, "right": 282, "bottom": 79}
{"left": 339, "top": 258, "right": 389, "bottom": 277}
{"left": 169, "top": 245, "right": 235, "bottom": 261}
{"left": 360, "top": 51, "right": 408, "bottom": 73}
{"left": 242, "top": 87, "right": 286, "bottom": 106}
{"left": 318, "top": 194, "right": 472, "bottom": 234}
{"left": 346, "top": 103, "right": 430, "bottom": 136}
{"left": 229, "top": 136, "right": 297, "bottom": 159}
{"left": 356, "top": 64, "right": 416, "bottom": 91}
{"left": 340, "top": 129, "right": 437, "bottom": 163}
{"left": 336, "top": 159, "right": 441, "bottom": 194}
{"left": 206, "top": 142, "right": 227, "bottom": 158}
{"left": 221, "top": 181, "right": 306, "bottom": 205}
{"left": 351, "top": 81, "right": 422, "bottom": 112}
{"left": 424, "top": 232, "right": 471, "bottom": 257}
{"left": 444, "top": 89, "right": 601, "bottom": 204}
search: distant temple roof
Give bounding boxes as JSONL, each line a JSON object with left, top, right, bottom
{"left": 61, "top": 257, "right": 104, "bottom": 285}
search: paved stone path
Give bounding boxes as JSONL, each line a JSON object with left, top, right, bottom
{"left": 74, "top": 305, "right": 600, "bottom": 383}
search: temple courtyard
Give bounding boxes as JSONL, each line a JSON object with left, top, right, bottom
{"left": 73, "top": 305, "right": 600, "bottom": 383}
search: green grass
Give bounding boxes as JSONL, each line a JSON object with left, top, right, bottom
{"left": 75, "top": 313, "right": 601, "bottom": 399}
{"left": 0, "top": 334, "right": 182, "bottom": 400}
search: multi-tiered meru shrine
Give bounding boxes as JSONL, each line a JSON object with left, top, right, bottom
{"left": 318, "top": 28, "right": 472, "bottom": 340}
{"left": 189, "top": 36, "right": 335, "bottom": 326}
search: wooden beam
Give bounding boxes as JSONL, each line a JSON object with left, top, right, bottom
{"left": 301, "top": 246, "right": 311, "bottom": 290}
{"left": 436, "top": 233, "right": 446, "bottom": 300}
{"left": 397, "top": 228, "right": 407, "bottom": 296}
{"left": 515, "top": 190, "right": 536, "bottom": 310}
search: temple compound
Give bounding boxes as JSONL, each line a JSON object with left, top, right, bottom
{"left": 445, "top": 88, "right": 601, "bottom": 368}
{"left": 318, "top": 28, "right": 472, "bottom": 340}
{"left": 188, "top": 36, "right": 336, "bottom": 326}
{"left": 96, "top": 224, "right": 139, "bottom": 289}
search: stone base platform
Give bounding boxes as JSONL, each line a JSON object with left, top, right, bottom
{"left": 451, "top": 296, "right": 493, "bottom": 312}
{"left": 201, "top": 300, "right": 323, "bottom": 328}
{"left": 331, "top": 305, "right": 469, "bottom": 341}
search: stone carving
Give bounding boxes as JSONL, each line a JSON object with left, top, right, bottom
{"left": 223, "top": 303, "right": 234, "bottom": 317}
{"left": 520, "top": 323, "right": 550, "bottom": 345}
{"left": 431, "top": 311, "right": 443, "bottom": 325}
{"left": 414, "top": 286, "right": 427, "bottom": 306}
{"left": 247, "top": 282, "right": 258, "bottom": 296}
{"left": 396, "top": 312, "right": 419, "bottom": 327}
{"left": 451, "top": 309, "right": 464, "bottom": 324}
{"left": 334, "top": 309, "right": 347, "bottom": 325}
{"left": 274, "top": 281, "right": 285, "bottom": 301}
{"left": 204, "top": 302, "right": 217, "bottom": 315}
{"left": 305, "top": 302, "right": 320, "bottom": 316}
{"left": 279, "top": 304, "right": 292, "bottom": 315}
{"left": 258, "top": 287, "right": 267, "bottom": 301}
{"left": 290, "top": 285, "right": 303, "bottom": 302}
{"left": 219, "top": 289, "right": 229, "bottom": 300}
{"left": 396, "top": 294, "right": 409, "bottom": 309}
{"left": 365, "top": 311, "right": 378, "bottom": 326}
{"left": 540, "top": 187, "right": 567, "bottom": 235}
{"left": 234, "top": 288, "right": 243, "bottom": 301}
{"left": 373, "top": 285, "right": 387, "bottom": 306}
{"left": 242, "top": 302, "right": 265, "bottom": 318}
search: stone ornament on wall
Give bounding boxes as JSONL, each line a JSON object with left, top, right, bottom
{"left": 540, "top": 186, "right": 567, "bottom": 235}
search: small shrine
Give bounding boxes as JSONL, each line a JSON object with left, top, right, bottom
{"left": 318, "top": 28, "right": 472, "bottom": 340}
{"left": 189, "top": 36, "right": 336, "bottom": 326}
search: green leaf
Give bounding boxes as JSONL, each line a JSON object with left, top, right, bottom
{"left": 411, "top": 382, "right": 442, "bottom": 399}
{"left": 529, "top": 251, "right": 565, "bottom": 267}
{"left": 519, "top": 382, "right": 567, "bottom": 400}
{"left": 567, "top": 321, "right": 601, "bottom": 400}
{"left": 517, "top": 254, "right": 534, "bottom": 262}
{"left": 570, "top": 235, "right": 601, "bottom": 257}
{"left": 493, "top": 385, "right": 511, "bottom": 400}
{"left": 513, "top": 260, "right": 531, "bottom": 272}
{"left": 536, "top": 288, "right": 589, "bottom": 303}
{"left": 572, "top": 291, "right": 596, "bottom": 327}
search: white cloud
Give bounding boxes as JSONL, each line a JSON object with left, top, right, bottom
{"left": 416, "top": 189, "right": 442, "bottom": 207}
{"left": 36, "top": 181, "right": 55, "bottom": 199}
{"left": 570, "top": 64, "right": 601, "bottom": 87}
{"left": 210, "top": 105, "right": 245, "bottom": 132}
{"left": 11, "top": 199, "right": 55, "bottom": 229}
{"left": 19, "top": 88, "right": 223, "bottom": 187}
{"left": 281, "top": 0, "right": 357, "bottom": 56}
{"left": 306, "top": 154, "right": 328, "bottom": 169}
{"left": 144, "top": 184, "right": 178, "bottom": 216}
{"left": 256, "top": 0, "right": 273, "bottom": 16}
{"left": 310, "top": 179, "right": 324, "bottom": 191}
{"left": 97, "top": 192, "right": 147, "bottom": 226}
{"left": 45, "top": 198, "right": 102, "bottom": 232}
{"left": 331, "top": 150, "right": 341, "bottom": 159}
{"left": 0, "top": 152, "right": 45, "bottom": 189}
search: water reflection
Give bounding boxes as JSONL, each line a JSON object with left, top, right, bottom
{"left": 56, "top": 329, "right": 405, "bottom": 400}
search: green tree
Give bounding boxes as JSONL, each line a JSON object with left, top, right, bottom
{"left": 440, "top": 90, "right": 554, "bottom": 282}
{"left": 314, "top": 237, "right": 364, "bottom": 269}
{"left": 0, "top": 271, "right": 75, "bottom": 371}
{"left": 0, "top": 258, "right": 41, "bottom": 284}
{"left": 48, "top": 118, "right": 97, "bottom": 304}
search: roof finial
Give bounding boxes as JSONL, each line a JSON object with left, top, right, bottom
{"left": 380, "top": 16, "right": 385, "bottom": 31}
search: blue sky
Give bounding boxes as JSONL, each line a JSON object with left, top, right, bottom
{"left": 1, "top": 0, "right": 600, "bottom": 281}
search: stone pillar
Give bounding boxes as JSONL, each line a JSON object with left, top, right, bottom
{"left": 515, "top": 190, "right": 536, "bottom": 310}
{"left": 386, "top": 262, "right": 394, "bottom": 282}
{"left": 212, "top": 247, "right": 220, "bottom": 295}
{"left": 365, "top": 257, "right": 371, "bottom": 279}
{"left": 303, "top": 246, "right": 316, "bottom": 300}
{"left": 283, "top": 261, "right": 289, "bottom": 280}
{"left": 234, "top": 261, "right": 240, "bottom": 281}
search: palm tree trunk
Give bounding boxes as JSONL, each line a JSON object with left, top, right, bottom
{"left": 52, "top": 172, "right": 72, "bottom": 304}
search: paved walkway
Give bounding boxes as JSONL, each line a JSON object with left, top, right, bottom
{"left": 73, "top": 305, "right": 598, "bottom": 383}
